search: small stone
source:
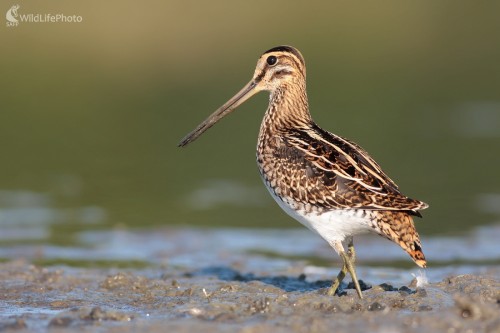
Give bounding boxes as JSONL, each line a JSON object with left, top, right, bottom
{"left": 418, "top": 305, "right": 432, "bottom": 311}
{"left": 48, "top": 317, "right": 73, "bottom": 327}
{"left": 337, "top": 290, "right": 347, "bottom": 297}
{"left": 461, "top": 309, "right": 472, "bottom": 318}
{"left": 408, "top": 277, "right": 418, "bottom": 288}
{"left": 399, "top": 286, "right": 413, "bottom": 295}
{"left": 219, "top": 284, "right": 237, "bottom": 292}
{"left": 249, "top": 297, "right": 271, "bottom": 314}
{"left": 416, "top": 288, "right": 427, "bottom": 297}
{"left": 352, "top": 303, "right": 363, "bottom": 311}
{"left": 379, "top": 283, "right": 394, "bottom": 291}
{"left": 347, "top": 279, "right": 371, "bottom": 291}
{"left": 82, "top": 307, "right": 133, "bottom": 322}
{"left": 370, "top": 285, "right": 386, "bottom": 293}
{"left": 88, "top": 307, "right": 106, "bottom": 321}
{"left": 368, "top": 302, "right": 385, "bottom": 311}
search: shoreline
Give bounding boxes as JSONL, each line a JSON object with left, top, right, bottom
{"left": 0, "top": 260, "right": 498, "bottom": 332}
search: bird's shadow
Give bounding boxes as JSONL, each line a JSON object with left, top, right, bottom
{"left": 185, "top": 266, "right": 371, "bottom": 293}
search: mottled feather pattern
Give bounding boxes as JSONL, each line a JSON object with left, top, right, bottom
{"left": 253, "top": 50, "right": 428, "bottom": 271}
{"left": 373, "top": 210, "right": 427, "bottom": 267}
{"left": 179, "top": 45, "right": 429, "bottom": 297}
{"left": 258, "top": 123, "right": 428, "bottom": 213}
{"left": 257, "top": 127, "right": 427, "bottom": 268}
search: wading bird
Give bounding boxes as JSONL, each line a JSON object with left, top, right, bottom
{"left": 178, "top": 46, "right": 427, "bottom": 298}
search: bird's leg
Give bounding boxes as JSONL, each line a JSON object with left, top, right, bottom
{"left": 327, "top": 262, "right": 346, "bottom": 296}
{"left": 327, "top": 238, "right": 363, "bottom": 298}
{"left": 346, "top": 236, "right": 356, "bottom": 262}
{"left": 327, "top": 240, "right": 347, "bottom": 296}
{"left": 345, "top": 237, "right": 362, "bottom": 298}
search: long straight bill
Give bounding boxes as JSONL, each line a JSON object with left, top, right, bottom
{"left": 178, "top": 80, "right": 260, "bottom": 147}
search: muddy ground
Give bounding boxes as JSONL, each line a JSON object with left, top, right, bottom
{"left": 0, "top": 259, "right": 498, "bottom": 333}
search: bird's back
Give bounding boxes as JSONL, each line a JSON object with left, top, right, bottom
{"left": 257, "top": 122, "right": 428, "bottom": 215}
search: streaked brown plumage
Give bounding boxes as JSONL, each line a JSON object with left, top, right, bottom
{"left": 179, "top": 45, "right": 428, "bottom": 298}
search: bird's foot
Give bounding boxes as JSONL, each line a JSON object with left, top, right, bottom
{"left": 327, "top": 250, "right": 363, "bottom": 299}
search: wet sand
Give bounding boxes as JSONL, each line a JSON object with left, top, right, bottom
{"left": 1, "top": 227, "right": 499, "bottom": 332}
{"left": 0, "top": 259, "right": 498, "bottom": 333}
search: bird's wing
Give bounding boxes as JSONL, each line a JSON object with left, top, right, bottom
{"left": 274, "top": 125, "right": 428, "bottom": 213}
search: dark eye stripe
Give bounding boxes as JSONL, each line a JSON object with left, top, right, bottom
{"left": 275, "top": 69, "right": 292, "bottom": 76}
{"left": 271, "top": 69, "right": 292, "bottom": 80}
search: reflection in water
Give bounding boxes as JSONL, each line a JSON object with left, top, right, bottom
{"left": 0, "top": 190, "right": 107, "bottom": 242}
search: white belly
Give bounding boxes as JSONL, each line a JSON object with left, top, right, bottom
{"left": 265, "top": 185, "right": 373, "bottom": 249}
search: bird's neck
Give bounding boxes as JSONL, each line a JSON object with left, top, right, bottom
{"left": 260, "top": 82, "right": 312, "bottom": 137}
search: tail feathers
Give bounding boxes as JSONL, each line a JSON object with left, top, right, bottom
{"left": 375, "top": 211, "right": 427, "bottom": 268}
{"left": 409, "top": 241, "right": 427, "bottom": 268}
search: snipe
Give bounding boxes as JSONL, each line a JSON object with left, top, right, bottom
{"left": 178, "top": 46, "right": 428, "bottom": 298}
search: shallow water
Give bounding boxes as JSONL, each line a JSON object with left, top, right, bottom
{"left": 1, "top": 189, "right": 499, "bottom": 332}
{"left": 1, "top": 219, "right": 499, "bottom": 281}
{"left": 0, "top": 226, "right": 498, "bottom": 332}
{"left": 1, "top": 187, "right": 499, "bottom": 282}
{"left": 1, "top": 187, "right": 499, "bottom": 332}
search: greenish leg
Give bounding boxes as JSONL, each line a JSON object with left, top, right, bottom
{"left": 327, "top": 259, "right": 347, "bottom": 296}
{"left": 328, "top": 238, "right": 363, "bottom": 298}
{"left": 344, "top": 250, "right": 363, "bottom": 299}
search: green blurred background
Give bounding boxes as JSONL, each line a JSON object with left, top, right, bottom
{"left": 2, "top": 0, "right": 500, "bottom": 243}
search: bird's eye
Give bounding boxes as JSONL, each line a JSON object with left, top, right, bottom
{"left": 266, "top": 55, "right": 277, "bottom": 66}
